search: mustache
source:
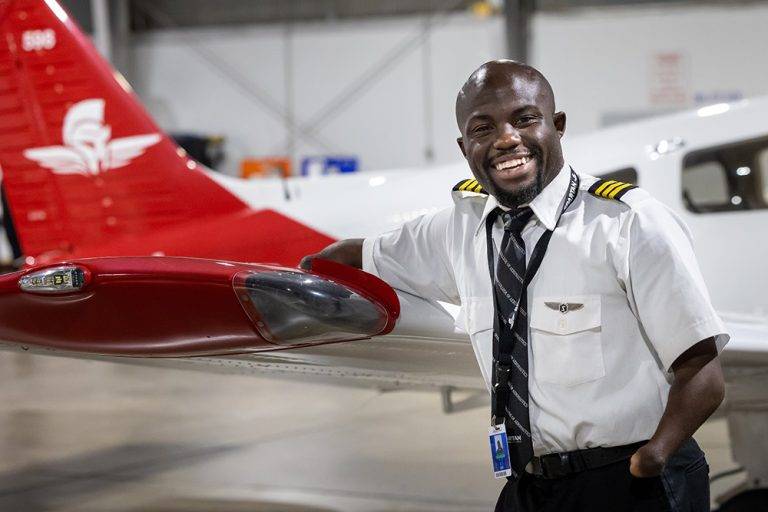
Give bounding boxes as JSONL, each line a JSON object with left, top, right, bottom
{"left": 487, "top": 147, "right": 542, "bottom": 167}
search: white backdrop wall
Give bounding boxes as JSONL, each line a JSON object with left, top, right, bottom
{"left": 129, "top": 2, "right": 768, "bottom": 176}
{"left": 130, "top": 14, "right": 505, "bottom": 176}
{"left": 532, "top": 2, "right": 768, "bottom": 136}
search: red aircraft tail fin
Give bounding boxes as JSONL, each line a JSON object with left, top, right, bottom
{"left": 0, "top": 0, "right": 246, "bottom": 264}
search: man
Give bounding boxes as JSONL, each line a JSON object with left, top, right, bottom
{"left": 301, "top": 60, "right": 727, "bottom": 511}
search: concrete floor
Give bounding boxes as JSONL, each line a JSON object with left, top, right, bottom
{"left": 0, "top": 352, "right": 744, "bottom": 511}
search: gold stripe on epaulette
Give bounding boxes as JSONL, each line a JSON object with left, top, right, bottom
{"left": 588, "top": 179, "right": 637, "bottom": 201}
{"left": 452, "top": 179, "right": 487, "bottom": 194}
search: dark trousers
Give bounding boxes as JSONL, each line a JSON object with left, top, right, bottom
{"left": 495, "top": 439, "right": 710, "bottom": 512}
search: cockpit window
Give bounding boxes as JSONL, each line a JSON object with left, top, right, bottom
{"left": 758, "top": 147, "right": 768, "bottom": 203}
{"left": 682, "top": 136, "right": 768, "bottom": 213}
{"left": 683, "top": 161, "right": 729, "bottom": 206}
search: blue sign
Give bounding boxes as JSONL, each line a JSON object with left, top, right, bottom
{"left": 694, "top": 90, "right": 743, "bottom": 105}
{"left": 300, "top": 156, "right": 359, "bottom": 177}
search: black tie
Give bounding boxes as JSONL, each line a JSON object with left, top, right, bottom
{"left": 492, "top": 206, "right": 534, "bottom": 479}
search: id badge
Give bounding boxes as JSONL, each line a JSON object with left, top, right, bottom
{"left": 488, "top": 424, "right": 512, "bottom": 479}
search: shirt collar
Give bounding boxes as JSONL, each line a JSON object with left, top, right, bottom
{"left": 475, "top": 162, "right": 571, "bottom": 236}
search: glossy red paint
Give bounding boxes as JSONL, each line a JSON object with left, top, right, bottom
{"left": 0, "top": 257, "right": 399, "bottom": 356}
{"left": 0, "top": 1, "right": 397, "bottom": 359}
{"left": 38, "top": 209, "right": 337, "bottom": 268}
{"left": 0, "top": 0, "right": 336, "bottom": 267}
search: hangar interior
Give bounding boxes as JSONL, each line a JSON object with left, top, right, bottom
{"left": 1, "top": 1, "right": 766, "bottom": 511}
{"left": 56, "top": 0, "right": 768, "bottom": 176}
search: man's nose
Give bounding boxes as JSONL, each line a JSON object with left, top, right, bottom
{"left": 493, "top": 124, "right": 521, "bottom": 150}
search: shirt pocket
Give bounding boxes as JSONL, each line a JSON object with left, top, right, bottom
{"left": 529, "top": 295, "right": 605, "bottom": 387}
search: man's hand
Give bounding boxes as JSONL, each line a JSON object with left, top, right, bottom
{"left": 629, "top": 442, "right": 668, "bottom": 477}
{"left": 629, "top": 338, "right": 724, "bottom": 477}
{"left": 299, "top": 238, "right": 364, "bottom": 271}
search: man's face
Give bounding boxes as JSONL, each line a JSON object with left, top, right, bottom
{"left": 457, "top": 73, "right": 566, "bottom": 208}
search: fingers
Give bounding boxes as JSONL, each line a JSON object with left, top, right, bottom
{"left": 629, "top": 449, "right": 664, "bottom": 478}
{"left": 298, "top": 255, "right": 314, "bottom": 270}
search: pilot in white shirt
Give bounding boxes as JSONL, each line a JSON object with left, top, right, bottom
{"left": 302, "top": 60, "right": 727, "bottom": 512}
{"left": 362, "top": 162, "right": 729, "bottom": 455}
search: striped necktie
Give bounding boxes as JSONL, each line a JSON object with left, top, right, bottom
{"left": 492, "top": 206, "right": 534, "bottom": 479}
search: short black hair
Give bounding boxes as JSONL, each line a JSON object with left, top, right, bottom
{"left": 455, "top": 60, "right": 556, "bottom": 128}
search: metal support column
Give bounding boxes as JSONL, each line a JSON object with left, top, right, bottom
{"left": 110, "top": 0, "right": 132, "bottom": 78}
{"left": 283, "top": 23, "right": 295, "bottom": 170}
{"left": 421, "top": 17, "right": 434, "bottom": 164}
{"left": 503, "top": 0, "right": 534, "bottom": 62}
{"left": 91, "top": 0, "right": 112, "bottom": 62}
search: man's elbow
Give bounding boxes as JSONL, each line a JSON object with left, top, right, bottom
{"left": 695, "top": 356, "right": 726, "bottom": 416}
{"left": 672, "top": 338, "right": 725, "bottom": 413}
{"left": 707, "top": 360, "right": 726, "bottom": 411}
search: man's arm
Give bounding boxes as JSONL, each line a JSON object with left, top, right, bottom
{"left": 629, "top": 337, "right": 725, "bottom": 477}
{"left": 622, "top": 199, "right": 730, "bottom": 477}
{"left": 299, "top": 239, "right": 363, "bottom": 270}
{"left": 300, "top": 207, "right": 460, "bottom": 304}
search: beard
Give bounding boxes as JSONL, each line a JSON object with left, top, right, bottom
{"left": 488, "top": 157, "right": 545, "bottom": 209}
{"left": 493, "top": 179, "right": 541, "bottom": 208}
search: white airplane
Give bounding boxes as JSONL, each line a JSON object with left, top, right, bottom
{"left": 0, "top": 0, "right": 765, "bottom": 509}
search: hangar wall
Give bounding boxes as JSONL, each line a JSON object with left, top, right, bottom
{"left": 128, "top": 2, "right": 768, "bottom": 176}
{"left": 130, "top": 14, "right": 504, "bottom": 176}
{"left": 533, "top": 2, "right": 768, "bottom": 136}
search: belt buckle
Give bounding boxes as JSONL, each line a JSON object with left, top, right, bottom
{"left": 529, "top": 457, "right": 544, "bottom": 476}
{"left": 541, "top": 453, "right": 571, "bottom": 479}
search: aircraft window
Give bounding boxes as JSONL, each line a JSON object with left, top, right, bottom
{"left": 598, "top": 168, "right": 638, "bottom": 184}
{"left": 683, "top": 161, "right": 729, "bottom": 206}
{"left": 759, "top": 148, "right": 768, "bottom": 203}
{"left": 682, "top": 136, "right": 768, "bottom": 213}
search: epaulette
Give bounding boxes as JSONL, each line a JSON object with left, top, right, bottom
{"left": 588, "top": 179, "right": 638, "bottom": 201}
{"left": 452, "top": 178, "right": 488, "bottom": 195}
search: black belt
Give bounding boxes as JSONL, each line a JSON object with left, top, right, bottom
{"left": 527, "top": 441, "right": 647, "bottom": 479}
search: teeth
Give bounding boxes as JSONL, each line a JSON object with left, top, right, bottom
{"left": 495, "top": 156, "right": 530, "bottom": 171}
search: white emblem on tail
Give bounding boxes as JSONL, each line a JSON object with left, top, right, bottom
{"left": 23, "top": 99, "right": 160, "bottom": 176}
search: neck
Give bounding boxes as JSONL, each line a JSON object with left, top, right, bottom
{"left": 541, "top": 158, "right": 564, "bottom": 189}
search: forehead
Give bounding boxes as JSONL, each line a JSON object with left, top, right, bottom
{"left": 460, "top": 73, "right": 550, "bottom": 122}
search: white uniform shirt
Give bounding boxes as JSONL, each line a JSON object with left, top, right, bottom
{"left": 362, "top": 163, "right": 729, "bottom": 455}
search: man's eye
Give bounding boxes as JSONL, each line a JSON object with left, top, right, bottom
{"left": 517, "top": 115, "right": 538, "bottom": 126}
{"left": 472, "top": 125, "right": 492, "bottom": 135}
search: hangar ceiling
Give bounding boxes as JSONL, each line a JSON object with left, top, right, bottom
{"left": 129, "top": 0, "right": 478, "bottom": 29}
{"left": 58, "top": 0, "right": 765, "bottom": 32}
{"left": 128, "top": 0, "right": 766, "bottom": 29}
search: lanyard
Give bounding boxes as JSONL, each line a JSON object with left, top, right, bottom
{"left": 485, "top": 168, "right": 579, "bottom": 425}
{"left": 484, "top": 168, "right": 580, "bottom": 359}
{"left": 485, "top": 168, "right": 579, "bottom": 296}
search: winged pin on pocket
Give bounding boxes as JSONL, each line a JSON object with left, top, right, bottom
{"left": 529, "top": 295, "right": 605, "bottom": 386}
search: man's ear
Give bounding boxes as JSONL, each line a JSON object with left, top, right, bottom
{"left": 554, "top": 112, "right": 566, "bottom": 138}
{"left": 457, "top": 137, "right": 467, "bottom": 157}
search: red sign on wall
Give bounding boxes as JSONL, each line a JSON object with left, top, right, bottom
{"left": 649, "top": 52, "right": 689, "bottom": 107}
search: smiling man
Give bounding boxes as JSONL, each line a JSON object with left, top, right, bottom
{"left": 455, "top": 62, "right": 563, "bottom": 208}
{"left": 301, "top": 60, "right": 728, "bottom": 511}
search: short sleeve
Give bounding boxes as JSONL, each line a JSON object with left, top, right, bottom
{"left": 362, "top": 207, "right": 460, "bottom": 305}
{"left": 625, "top": 199, "right": 729, "bottom": 371}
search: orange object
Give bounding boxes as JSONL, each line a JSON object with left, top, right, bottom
{"left": 240, "top": 157, "right": 292, "bottom": 179}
